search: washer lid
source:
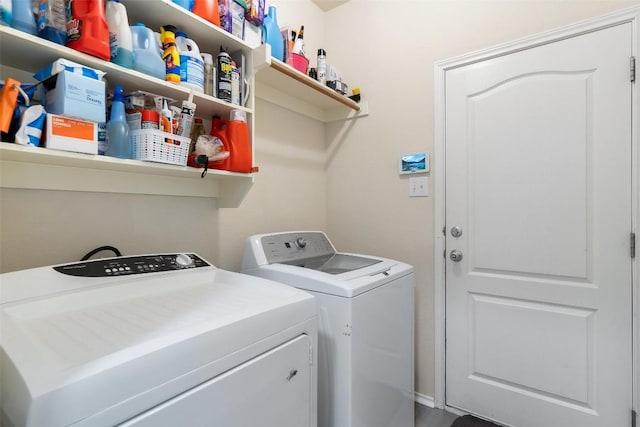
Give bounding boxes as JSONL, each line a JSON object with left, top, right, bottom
{"left": 282, "top": 253, "right": 382, "bottom": 274}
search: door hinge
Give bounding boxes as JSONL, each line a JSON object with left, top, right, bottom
{"left": 632, "top": 409, "right": 637, "bottom": 427}
{"left": 631, "top": 233, "right": 636, "bottom": 259}
{"left": 632, "top": 56, "right": 636, "bottom": 83}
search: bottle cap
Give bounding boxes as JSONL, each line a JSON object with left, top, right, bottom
{"left": 230, "top": 109, "right": 247, "bottom": 122}
{"left": 318, "top": 49, "right": 326, "bottom": 56}
{"left": 113, "top": 84, "right": 124, "bottom": 102}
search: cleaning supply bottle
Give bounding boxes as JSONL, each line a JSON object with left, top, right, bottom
{"left": 66, "top": 0, "right": 110, "bottom": 61}
{"left": 106, "top": 0, "right": 133, "bottom": 68}
{"left": 175, "top": 31, "right": 204, "bottom": 93}
{"left": 317, "top": 48, "right": 326, "bottom": 85}
{"left": 209, "top": 109, "right": 251, "bottom": 173}
{"left": 160, "top": 24, "right": 181, "bottom": 84}
{"left": 11, "top": 0, "right": 36, "bottom": 35}
{"left": 216, "top": 45, "right": 232, "bottom": 102}
{"left": 105, "top": 84, "right": 131, "bottom": 159}
{"left": 130, "top": 23, "right": 165, "bottom": 80}
{"left": 262, "top": 5, "right": 283, "bottom": 61}
{"left": 201, "top": 52, "right": 215, "bottom": 97}
{"left": 171, "top": 0, "right": 191, "bottom": 10}
{"left": 192, "top": 0, "right": 219, "bottom": 27}
{"left": 36, "top": 0, "right": 66, "bottom": 45}
{"left": 0, "top": 0, "right": 11, "bottom": 26}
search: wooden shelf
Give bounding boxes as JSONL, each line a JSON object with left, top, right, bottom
{"left": 0, "top": 144, "right": 254, "bottom": 208}
{"left": 254, "top": 45, "right": 367, "bottom": 122}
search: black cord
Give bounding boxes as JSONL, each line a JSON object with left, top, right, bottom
{"left": 81, "top": 245, "right": 123, "bottom": 261}
{"left": 196, "top": 154, "right": 209, "bottom": 178}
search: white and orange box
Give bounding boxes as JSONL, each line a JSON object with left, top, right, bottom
{"left": 45, "top": 113, "right": 98, "bottom": 154}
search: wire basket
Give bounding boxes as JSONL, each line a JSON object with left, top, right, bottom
{"left": 131, "top": 129, "right": 191, "bottom": 166}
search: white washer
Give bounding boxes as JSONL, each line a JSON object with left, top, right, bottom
{"left": 0, "top": 253, "right": 317, "bottom": 427}
{"left": 241, "top": 231, "right": 414, "bottom": 427}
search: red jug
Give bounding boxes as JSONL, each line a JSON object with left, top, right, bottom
{"left": 210, "top": 115, "right": 252, "bottom": 173}
{"left": 192, "top": 0, "right": 220, "bottom": 27}
{"left": 66, "top": 0, "right": 110, "bottom": 61}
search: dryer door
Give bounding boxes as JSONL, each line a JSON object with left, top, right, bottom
{"left": 121, "top": 334, "right": 313, "bottom": 427}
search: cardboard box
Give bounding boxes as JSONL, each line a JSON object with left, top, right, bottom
{"left": 43, "top": 70, "right": 106, "bottom": 123}
{"left": 45, "top": 113, "right": 98, "bottom": 155}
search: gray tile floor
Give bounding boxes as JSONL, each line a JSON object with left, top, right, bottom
{"left": 415, "top": 404, "right": 459, "bottom": 427}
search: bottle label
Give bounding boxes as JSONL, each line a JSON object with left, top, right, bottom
{"left": 179, "top": 55, "right": 205, "bottom": 89}
{"left": 109, "top": 31, "right": 119, "bottom": 60}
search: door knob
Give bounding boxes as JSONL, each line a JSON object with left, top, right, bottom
{"left": 449, "top": 250, "right": 463, "bottom": 262}
{"left": 450, "top": 226, "right": 463, "bottom": 238}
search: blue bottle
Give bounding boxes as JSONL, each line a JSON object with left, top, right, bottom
{"left": 262, "top": 5, "right": 283, "bottom": 62}
{"left": 130, "top": 23, "right": 165, "bottom": 80}
{"left": 11, "top": 0, "right": 36, "bottom": 35}
{"left": 0, "top": 0, "right": 12, "bottom": 26}
{"left": 171, "top": 0, "right": 191, "bottom": 10}
{"left": 105, "top": 84, "right": 131, "bottom": 159}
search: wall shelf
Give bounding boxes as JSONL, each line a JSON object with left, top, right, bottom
{"left": 0, "top": 144, "right": 254, "bottom": 208}
{"left": 254, "top": 45, "right": 367, "bottom": 122}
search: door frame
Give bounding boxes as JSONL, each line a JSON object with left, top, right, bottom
{"left": 433, "top": 5, "right": 640, "bottom": 419}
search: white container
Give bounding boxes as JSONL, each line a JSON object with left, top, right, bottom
{"left": 176, "top": 32, "right": 204, "bottom": 93}
{"left": 106, "top": 0, "right": 133, "bottom": 68}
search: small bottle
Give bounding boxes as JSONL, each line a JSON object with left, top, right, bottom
{"left": 317, "top": 48, "right": 326, "bottom": 85}
{"left": 231, "top": 60, "right": 240, "bottom": 105}
{"left": 189, "top": 116, "right": 206, "bottom": 153}
{"left": 160, "top": 24, "right": 181, "bottom": 84}
{"left": 201, "top": 52, "right": 215, "bottom": 97}
{"left": 292, "top": 25, "right": 304, "bottom": 56}
{"left": 105, "top": 84, "right": 131, "bottom": 159}
{"left": 11, "top": 0, "right": 37, "bottom": 35}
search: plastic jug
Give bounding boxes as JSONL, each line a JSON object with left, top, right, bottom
{"left": 160, "top": 24, "right": 181, "bottom": 84}
{"left": 0, "top": 0, "right": 11, "bottom": 26}
{"left": 36, "top": 0, "right": 66, "bottom": 45}
{"left": 192, "top": 0, "right": 219, "bottom": 27}
{"left": 66, "top": 0, "right": 110, "bottom": 61}
{"left": 209, "top": 110, "right": 251, "bottom": 173}
{"left": 11, "top": 0, "right": 36, "bottom": 35}
{"left": 106, "top": 0, "right": 133, "bottom": 68}
{"left": 262, "top": 5, "right": 283, "bottom": 62}
{"left": 131, "top": 23, "right": 165, "bottom": 80}
{"left": 175, "top": 32, "right": 204, "bottom": 93}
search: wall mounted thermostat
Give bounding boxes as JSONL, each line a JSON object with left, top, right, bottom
{"left": 399, "top": 152, "right": 430, "bottom": 175}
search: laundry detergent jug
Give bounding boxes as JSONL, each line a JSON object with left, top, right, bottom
{"left": 66, "top": 0, "right": 110, "bottom": 61}
{"left": 209, "top": 111, "right": 251, "bottom": 173}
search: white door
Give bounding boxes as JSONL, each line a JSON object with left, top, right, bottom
{"left": 445, "top": 23, "right": 633, "bottom": 427}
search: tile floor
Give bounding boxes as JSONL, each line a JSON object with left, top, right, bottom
{"left": 415, "top": 404, "right": 459, "bottom": 427}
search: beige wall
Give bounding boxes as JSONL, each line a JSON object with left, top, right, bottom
{"left": 320, "top": 0, "right": 640, "bottom": 400}
{"left": 1, "top": 0, "right": 638, "bottom": 403}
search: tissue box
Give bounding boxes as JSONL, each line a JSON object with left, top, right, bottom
{"left": 42, "top": 70, "right": 106, "bottom": 122}
{"left": 45, "top": 113, "right": 98, "bottom": 154}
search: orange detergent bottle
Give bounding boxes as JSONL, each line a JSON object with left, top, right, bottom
{"left": 66, "top": 0, "right": 110, "bottom": 61}
{"left": 192, "top": 0, "right": 220, "bottom": 27}
{"left": 210, "top": 110, "right": 252, "bottom": 173}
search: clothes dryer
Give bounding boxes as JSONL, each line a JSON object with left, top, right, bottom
{"left": 242, "top": 231, "right": 414, "bottom": 427}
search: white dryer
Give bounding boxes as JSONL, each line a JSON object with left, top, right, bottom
{"left": 241, "top": 231, "right": 414, "bottom": 427}
{"left": 0, "top": 253, "right": 317, "bottom": 427}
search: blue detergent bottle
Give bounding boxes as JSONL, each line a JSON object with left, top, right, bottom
{"left": 105, "top": 84, "right": 131, "bottom": 159}
{"left": 171, "top": 0, "right": 191, "bottom": 10}
{"left": 11, "top": 0, "right": 37, "bottom": 35}
{"left": 262, "top": 5, "right": 283, "bottom": 62}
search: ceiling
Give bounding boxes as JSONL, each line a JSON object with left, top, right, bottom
{"left": 311, "top": 0, "right": 350, "bottom": 12}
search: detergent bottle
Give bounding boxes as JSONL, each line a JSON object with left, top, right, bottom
{"left": 66, "top": 0, "right": 110, "bottom": 61}
{"left": 209, "top": 109, "right": 251, "bottom": 173}
{"left": 175, "top": 31, "right": 204, "bottom": 93}
{"left": 171, "top": 0, "right": 191, "bottom": 10}
{"left": 11, "top": 0, "right": 37, "bottom": 35}
{"left": 192, "top": 0, "right": 219, "bottom": 27}
{"left": 106, "top": 0, "right": 133, "bottom": 68}
{"left": 262, "top": 5, "right": 283, "bottom": 61}
{"left": 160, "top": 24, "right": 181, "bottom": 84}
{"left": 36, "top": 0, "right": 66, "bottom": 45}
{"left": 130, "top": 23, "right": 165, "bottom": 80}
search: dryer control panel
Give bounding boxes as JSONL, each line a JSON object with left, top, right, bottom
{"left": 261, "top": 232, "right": 336, "bottom": 264}
{"left": 53, "top": 254, "right": 210, "bottom": 277}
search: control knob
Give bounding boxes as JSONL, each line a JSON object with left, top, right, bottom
{"left": 176, "top": 253, "right": 194, "bottom": 267}
{"left": 295, "top": 238, "right": 307, "bottom": 249}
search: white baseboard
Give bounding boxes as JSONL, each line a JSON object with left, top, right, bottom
{"left": 414, "top": 392, "right": 435, "bottom": 408}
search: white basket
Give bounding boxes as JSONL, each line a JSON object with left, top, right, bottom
{"left": 131, "top": 129, "right": 191, "bottom": 166}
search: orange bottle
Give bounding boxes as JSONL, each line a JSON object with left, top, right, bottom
{"left": 66, "top": 0, "right": 110, "bottom": 61}
{"left": 192, "top": 0, "right": 220, "bottom": 27}
{"left": 210, "top": 111, "right": 252, "bottom": 173}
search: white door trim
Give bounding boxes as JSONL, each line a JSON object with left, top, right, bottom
{"left": 433, "top": 5, "right": 640, "bottom": 417}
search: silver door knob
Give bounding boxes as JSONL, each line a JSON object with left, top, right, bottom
{"left": 450, "top": 226, "right": 463, "bottom": 238}
{"left": 449, "top": 250, "right": 463, "bottom": 262}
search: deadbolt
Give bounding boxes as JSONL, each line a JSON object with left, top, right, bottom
{"left": 449, "top": 250, "right": 463, "bottom": 262}
{"left": 450, "top": 226, "right": 463, "bottom": 238}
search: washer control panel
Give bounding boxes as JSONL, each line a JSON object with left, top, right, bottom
{"left": 53, "top": 254, "right": 210, "bottom": 277}
{"left": 260, "top": 232, "right": 336, "bottom": 264}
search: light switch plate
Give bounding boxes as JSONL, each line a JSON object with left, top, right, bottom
{"left": 409, "top": 177, "right": 429, "bottom": 197}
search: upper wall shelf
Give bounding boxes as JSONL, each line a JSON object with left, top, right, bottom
{"left": 253, "top": 45, "right": 368, "bottom": 123}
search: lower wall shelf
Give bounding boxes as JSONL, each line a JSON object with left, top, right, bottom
{"left": 0, "top": 143, "right": 254, "bottom": 208}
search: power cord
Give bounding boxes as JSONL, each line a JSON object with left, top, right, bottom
{"left": 81, "top": 245, "right": 123, "bottom": 261}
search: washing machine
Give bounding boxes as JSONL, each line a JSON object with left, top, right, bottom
{"left": 241, "top": 231, "right": 414, "bottom": 427}
{"left": 0, "top": 253, "right": 317, "bottom": 427}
